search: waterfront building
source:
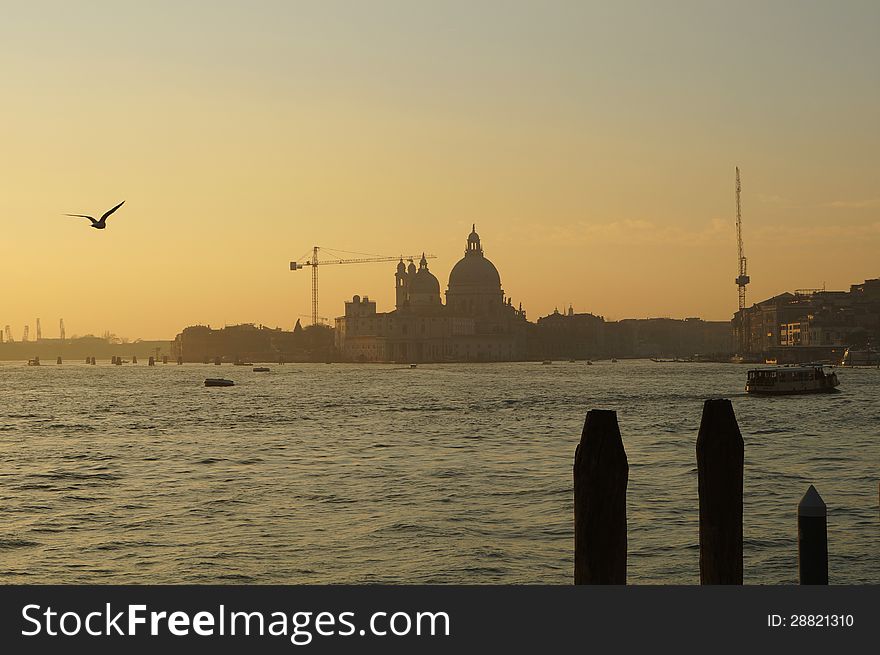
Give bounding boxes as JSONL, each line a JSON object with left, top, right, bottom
{"left": 335, "top": 227, "right": 528, "bottom": 362}
{"left": 530, "top": 309, "right": 731, "bottom": 360}
{"left": 171, "top": 321, "right": 334, "bottom": 362}
{"left": 733, "top": 278, "right": 880, "bottom": 358}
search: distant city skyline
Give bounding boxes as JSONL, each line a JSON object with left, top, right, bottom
{"left": 2, "top": 1, "right": 878, "bottom": 339}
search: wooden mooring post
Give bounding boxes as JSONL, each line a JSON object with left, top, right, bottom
{"left": 574, "top": 409, "right": 628, "bottom": 584}
{"left": 696, "top": 398, "right": 744, "bottom": 584}
{"left": 798, "top": 485, "right": 828, "bottom": 584}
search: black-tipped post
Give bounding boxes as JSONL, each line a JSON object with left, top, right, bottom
{"left": 574, "top": 409, "right": 628, "bottom": 584}
{"left": 798, "top": 485, "right": 828, "bottom": 585}
{"left": 696, "top": 399, "right": 744, "bottom": 584}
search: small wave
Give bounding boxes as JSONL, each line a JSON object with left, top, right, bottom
{"left": 0, "top": 538, "right": 40, "bottom": 550}
{"left": 34, "top": 471, "right": 120, "bottom": 482}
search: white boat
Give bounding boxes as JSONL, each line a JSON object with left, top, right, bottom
{"left": 746, "top": 365, "right": 839, "bottom": 395}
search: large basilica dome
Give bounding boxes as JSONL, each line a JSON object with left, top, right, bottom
{"left": 448, "top": 226, "right": 501, "bottom": 290}
{"left": 446, "top": 226, "right": 505, "bottom": 317}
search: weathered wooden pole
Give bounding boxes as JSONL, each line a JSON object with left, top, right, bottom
{"left": 162, "top": 355, "right": 168, "bottom": 364}
{"left": 132, "top": 355, "right": 138, "bottom": 364}
{"left": 696, "top": 398, "right": 744, "bottom": 584}
{"left": 148, "top": 356, "right": 155, "bottom": 366}
{"left": 798, "top": 485, "right": 828, "bottom": 585}
{"left": 56, "top": 356, "right": 62, "bottom": 365}
{"left": 574, "top": 409, "right": 628, "bottom": 584}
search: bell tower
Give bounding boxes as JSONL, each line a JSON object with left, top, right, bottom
{"left": 395, "top": 258, "right": 408, "bottom": 309}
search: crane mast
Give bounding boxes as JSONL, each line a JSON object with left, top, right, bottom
{"left": 311, "top": 246, "right": 319, "bottom": 330}
{"left": 735, "top": 167, "right": 750, "bottom": 353}
{"left": 290, "top": 247, "right": 437, "bottom": 326}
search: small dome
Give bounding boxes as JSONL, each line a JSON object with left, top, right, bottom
{"left": 410, "top": 267, "right": 441, "bottom": 295}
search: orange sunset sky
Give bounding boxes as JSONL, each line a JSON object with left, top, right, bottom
{"left": 1, "top": 1, "right": 878, "bottom": 339}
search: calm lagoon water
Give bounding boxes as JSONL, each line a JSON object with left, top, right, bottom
{"left": 1, "top": 360, "right": 877, "bottom": 584}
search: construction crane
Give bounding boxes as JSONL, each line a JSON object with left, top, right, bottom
{"left": 60, "top": 318, "right": 66, "bottom": 341}
{"left": 23, "top": 325, "right": 30, "bottom": 342}
{"left": 298, "top": 313, "right": 329, "bottom": 325}
{"left": 36, "top": 318, "right": 42, "bottom": 341}
{"left": 290, "top": 246, "right": 437, "bottom": 326}
{"left": 735, "top": 167, "right": 750, "bottom": 353}
{"left": 4, "top": 326, "right": 12, "bottom": 343}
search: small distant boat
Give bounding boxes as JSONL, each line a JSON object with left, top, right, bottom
{"left": 611, "top": 358, "right": 618, "bottom": 363}
{"left": 586, "top": 360, "right": 593, "bottom": 366}
{"left": 746, "top": 365, "right": 839, "bottom": 395}
{"left": 568, "top": 359, "right": 576, "bottom": 363}
{"left": 253, "top": 367, "right": 270, "bottom": 372}
{"left": 541, "top": 360, "right": 552, "bottom": 365}
{"left": 234, "top": 361, "right": 254, "bottom": 366}
{"left": 410, "top": 364, "right": 418, "bottom": 369}
{"left": 204, "top": 378, "right": 235, "bottom": 387}
{"left": 27, "top": 358, "right": 41, "bottom": 366}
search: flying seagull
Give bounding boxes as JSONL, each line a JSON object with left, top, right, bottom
{"left": 66, "top": 200, "right": 125, "bottom": 229}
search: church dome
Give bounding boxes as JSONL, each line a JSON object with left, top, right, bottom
{"left": 408, "top": 253, "right": 441, "bottom": 301}
{"left": 449, "top": 256, "right": 501, "bottom": 288}
{"left": 410, "top": 267, "right": 440, "bottom": 295}
{"left": 448, "top": 226, "right": 501, "bottom": 289}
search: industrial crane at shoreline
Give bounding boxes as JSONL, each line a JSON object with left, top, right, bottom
{"left": 735, "top": 167, "right": 750, "bottom": 354}
{"left": 290, "top": 247, "right": 436, "bottom": 326}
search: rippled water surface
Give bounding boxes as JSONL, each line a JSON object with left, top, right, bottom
{"left": 1, "top": 361, "right": 877, "bottom": 584}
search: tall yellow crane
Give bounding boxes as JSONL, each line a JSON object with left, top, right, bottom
{"left": 290, "top": 246, "right": 436, "bottom": 326}
{"left": 735, "top": 167, "right": 750, "bottom": 354}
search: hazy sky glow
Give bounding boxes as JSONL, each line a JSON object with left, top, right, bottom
{"left": 2, "top": 0, "right": 878, "bottom": 339}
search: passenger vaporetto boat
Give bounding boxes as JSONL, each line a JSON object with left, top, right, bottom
{"left": 746, "top": 365, "right": 839, "bottom": 395}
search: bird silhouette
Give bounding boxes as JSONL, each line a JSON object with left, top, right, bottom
{"left": 66, "top": 200, "right": 125, "bottom": 229}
